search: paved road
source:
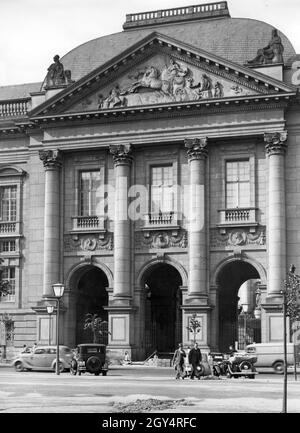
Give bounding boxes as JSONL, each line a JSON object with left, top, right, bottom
{"left": 0, "top": 366, "right": 300, "bottom": 413}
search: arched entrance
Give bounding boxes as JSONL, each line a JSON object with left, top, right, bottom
{"left": 217, "top": 260, "right": 261, "bottom": 352}
{"left": 76, "top": 266, "right": 109, "bottom": 344}
{"left": 142, "top": 263, "right": 183, "bottom": 356}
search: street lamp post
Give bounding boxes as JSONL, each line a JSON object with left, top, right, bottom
{"left": 52, "top": 283, "right": 65, "bottom": 375}
{"left": 46, "top": 305, "right": 54, "bottom": 345}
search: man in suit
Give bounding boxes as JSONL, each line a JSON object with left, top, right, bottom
{"left": 188, "top": 342, "right": 202, "bottom": 379}
{"left": 172, "top": 343, "right": 186, "bottom": 379}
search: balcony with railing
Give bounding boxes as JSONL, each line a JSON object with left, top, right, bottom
{"left": 0, "top": 99, "right": 30, "bottom": 118}
{"left": 123, "top": 2, "right": 229, "bottom": 29}
{"left": 217, "top": 207, "right": 258, "bottom": 232}
{"left": 141, "top": 211, "right": 180, "bottom": 231}
{"left": 0, "top": 221, "right": 20, "bottom": 237}
{"left": 71, "top": 215, "right": 106, "bottom": 233}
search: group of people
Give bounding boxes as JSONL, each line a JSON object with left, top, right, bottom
{"left": 172, "top": 342, "right": 202, "bottom": 380}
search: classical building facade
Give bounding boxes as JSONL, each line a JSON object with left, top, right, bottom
{"left": 1, "top": 2, "right": 300, "bottom": 361}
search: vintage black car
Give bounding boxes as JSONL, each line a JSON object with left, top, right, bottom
{"left": 70, "top": 343, "right": 108, "bottom": 376}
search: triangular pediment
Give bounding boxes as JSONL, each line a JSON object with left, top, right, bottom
{"left": 30, "top": 32, "right": 297, "bottom": 119}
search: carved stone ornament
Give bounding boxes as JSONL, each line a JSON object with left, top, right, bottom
{"left": 72, "top": 55, "right": 256, "bottom": 113}
{"left": 210, "top": 227, "right": 266, "bottom": 248}
{"left": 264, "top": 131, "right": 287, "bottom": 156}
{"left": 109, "top": 144, "right": 133, "bottom": 166}
{"left": 184, "top": 137, "right": 208, "bottom": 161}
{"left": 39, "top": 149, "right": 62, "bottom": 169}
{"left": 246, "top": 29, "right": 284, "bottom": 66}
{"left": 64, "top": 232, "right": 113, "bottom": 252}
{"left": 135, "top": 229, "right": 188, "bottom": 249}
{"left": 44, "top": 54, "right": 74, "bottom": 88}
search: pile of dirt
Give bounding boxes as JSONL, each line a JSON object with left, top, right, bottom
{"left": 111, "top": 398, "right": 193, "bottom": 413}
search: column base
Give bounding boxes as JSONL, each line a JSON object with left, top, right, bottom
{"left": 261, "top": 300, "right": 284, "bottom": 343}
{"left": 105, "top": 304, "right": 136, "bottom": 364}
{"left": 181, "top": 304, "right": 212, "bottom": 352}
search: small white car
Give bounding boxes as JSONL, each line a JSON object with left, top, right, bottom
{"left": 11, "top": 345, "right": 73, "bottom": 372}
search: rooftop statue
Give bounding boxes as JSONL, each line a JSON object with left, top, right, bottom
{"left": 247, "top": 29, "right": 284, "bottom": 65}
{"left": 45, "top": 55, "right": 74, "bottom": 88}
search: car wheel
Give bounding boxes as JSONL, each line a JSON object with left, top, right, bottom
{"left": 240, "top": 361, "right": 252, "bottom": 371}
{"left": 14, "top": 361, "right": 25, "bottom": 372}
{"left": 248, "top": 375, "right": 255, "bottom": 379}
{"left": 102, "top": 371, "right": 107, "bottom": 376}
{"left": 86, "top": 356, "right": 101, "bottom": 374}
{"left": 273, "top": 361, "right": 284, "bottom": 374}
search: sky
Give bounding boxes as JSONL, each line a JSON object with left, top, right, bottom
{"left": 0, "top": 0, "right": 300, "bottom": 86}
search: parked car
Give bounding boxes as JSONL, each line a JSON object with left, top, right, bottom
{"left": 70, "top": 343, "right": 108, "bottom": 376}
{"left": 12, "top": 345, "right": 73, "bottom": 372}
{"left": 246, "top": 342, "right": 299, "bottom": 373}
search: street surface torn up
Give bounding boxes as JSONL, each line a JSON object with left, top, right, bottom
{"left": 110, "top": 397, "right": 194, "bottom": 413}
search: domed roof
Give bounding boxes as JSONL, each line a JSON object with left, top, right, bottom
{"left": 61, "top": 17, "right": 296, "bottom": 82}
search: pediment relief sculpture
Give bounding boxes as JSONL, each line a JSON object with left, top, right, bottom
{"left": 70, "top": 55, "right": 256, "bottom": 112}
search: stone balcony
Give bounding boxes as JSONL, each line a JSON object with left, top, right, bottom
{"left": 141, "top": 211, "right": 180, "bottom": 234}
{"left": 217, "top": 207, "right": 258, "bottom": 233}
{"left": 0, "top": 221, "right": 20, "bottom": 237}
{"left": 71, "top": 215, "right": 106, "bottom": 236}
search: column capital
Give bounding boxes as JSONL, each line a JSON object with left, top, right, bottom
{"left": 264, "top": 131, "right": 287, "bottom": 156}
{"left": 109, "top": 144, "right": 133, "bottom": 166}
{"left": 39, "top": 149, "right": 62, "bottom": 169}
{"left": 184, "top": 137, "right": 208, "bottom": 161}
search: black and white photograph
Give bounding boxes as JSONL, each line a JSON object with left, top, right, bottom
{"left": 0, "top": 0, "right": 300, "bottom": 419}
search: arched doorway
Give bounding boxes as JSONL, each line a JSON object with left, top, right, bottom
{"left": 142, "top": 263, "right": 183, "bottom": 356}
{"left": 76, "top": 266, "right": 109, "bottom": 344}
{"left": 217, "top": 260, "right": 261, "bottom": 352}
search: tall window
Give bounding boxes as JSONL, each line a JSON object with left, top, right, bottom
{"left": 79, "top": 171, "right": 101, "bottom": 216}
{"left": 150, "top": 165, "right": 174, "bottom": 213}
{"left": 0, "top": 267, "right": 15, "bottom": 302}
{"left": 0, "top": 186, "right": 17, "bottom": 221}
{"left": 226, "top": 160, "right": 250, "bottom": 208}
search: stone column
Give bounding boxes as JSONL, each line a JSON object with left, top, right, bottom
{"left": 39, "top": 149, "right": 62, "bottom": 297}
{"left": 184, "top": 137, "right": 208, "bottom": 304}
{"left": 109, "top": 144, "right": 133, "bottom": 305}
{"left": 264, "top": 131, "right": 287, "bottom": 300}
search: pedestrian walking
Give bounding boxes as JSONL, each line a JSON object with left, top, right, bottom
{"left": 188, "top": 342, "right": 202, "bottom": 379}
{"left": 172, "top": 343, "right": 186, "bottom": 380}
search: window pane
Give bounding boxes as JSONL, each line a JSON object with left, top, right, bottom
{"left": 226, "top": 160, "right": 250, "bottom": 208}
{"left": 0, "top": 186, "right": 17, "bottom": 221}
{"left": 80, "top": 171, "right": 101, "bottom": 215}
{"left": 150, "top": 166, "right": 173, "bottom": 212}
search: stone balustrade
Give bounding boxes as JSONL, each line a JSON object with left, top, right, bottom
{"left": 71, "top": 215, "right": 105, "bottom": 231}
{"left": 123, "top": 2, "right": 229, "bottom": 28}
{"left": 0, "top": 221, "right": 18, "bottom": 235}
{"left": 218, "top": 208, "right": 257, "bottom": 225}
{"left": 147, "top": 211, "right": 174, "bottom": 225}
{"left": 0, "top": 99, "right": 30, "bottom": 118}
